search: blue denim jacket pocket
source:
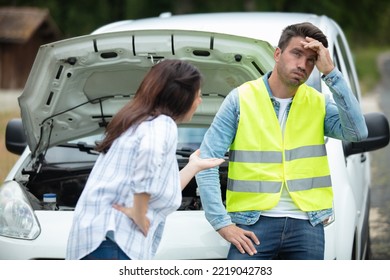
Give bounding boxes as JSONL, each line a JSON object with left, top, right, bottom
{"left": 228, "top": 211, "right": 262, "bottom": 225}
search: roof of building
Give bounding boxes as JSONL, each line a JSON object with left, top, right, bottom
{"left": 0, "top": 6, "right": 61, "bottom": 43}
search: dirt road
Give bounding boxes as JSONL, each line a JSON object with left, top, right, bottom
{"left": 364, "top": 52, "right": 390, "bottom": 259}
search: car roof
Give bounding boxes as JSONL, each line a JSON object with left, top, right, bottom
{"left": 92, "top": 12, "right": 335, "bottom": 47}
{"left": 93, "top": 11, "right": 335, "bottom": 91}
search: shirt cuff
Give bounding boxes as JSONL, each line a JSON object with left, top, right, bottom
{"left": 321, "top": 67, "right": 341, "bottom": 86}
{"left": 210, "top": 215, "right": 233, "bottom": 231}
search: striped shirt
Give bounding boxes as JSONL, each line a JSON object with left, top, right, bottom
{"left": 66, "top": 115, "right": 182, "bottom": 260}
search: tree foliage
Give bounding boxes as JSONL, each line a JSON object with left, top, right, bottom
{"left": 2, "top": 0, "right": 390, "bottom": 46}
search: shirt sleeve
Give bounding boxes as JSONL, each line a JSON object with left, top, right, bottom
{"left": 132, "top": 117, "right": 177, "bottom": 195}
{"left": 323, "top": 68, "right": 368, "bottom": 142}
{"left": 196, "top": 89, "right": 239, "bottom": 230}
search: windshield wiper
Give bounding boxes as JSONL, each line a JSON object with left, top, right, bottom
{"left": 176, "top": 147, "right": 195, "bottom": 157}
{"left": 176, "top": 148, "right": 231, "bottom": 159}
{"left": 58, "top": 142, "right": 99, "bottom": 155}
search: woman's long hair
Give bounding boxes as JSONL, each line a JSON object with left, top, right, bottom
{"left": 96, "top": 59, "right": 202, "bottom": 153}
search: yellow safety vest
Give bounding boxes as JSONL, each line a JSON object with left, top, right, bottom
{"left": 227, "top": 78, "right": 333, "bottom": 212}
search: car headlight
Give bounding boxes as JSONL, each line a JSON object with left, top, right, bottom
{"left": 0, "top": 181, "right": 40, "bottom": 239}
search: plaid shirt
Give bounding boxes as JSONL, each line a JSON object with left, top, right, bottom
{"left": 66, "top": 115, "right": 181, "bottom": 260}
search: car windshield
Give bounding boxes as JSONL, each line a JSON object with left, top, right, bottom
{"left": 43, "top": 126, "right": 209, "bottom": 165}
{"left": 40, "top": 67, "right": 321, "bottom": 167}
{"left": 177, "top": 127, "right": 208, "bottom": 151}
{"left": 307, "top": 68, "right": 321, "bottom": 91}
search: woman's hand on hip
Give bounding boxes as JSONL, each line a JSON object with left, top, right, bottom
{"left": 113, "top": 204, "right": 150, "bottom": 236}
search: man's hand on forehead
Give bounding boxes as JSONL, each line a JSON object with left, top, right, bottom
{"left": 300, "top": 37, "right": 325, "bottom": 51}
{"left": 301, "top": 36, "right": 334, "bottom": 75}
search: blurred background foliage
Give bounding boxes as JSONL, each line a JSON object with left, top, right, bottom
{"left": 2, "top": 0, "right": 390, "bottom": 93}
{"left": 3, "top": 0, "right": 390, "bottom": 45}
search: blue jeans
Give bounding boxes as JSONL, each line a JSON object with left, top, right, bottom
{"left": 227, "top": 216, "right": 324, "bottom": 260}
{"left": 81, "top": 239, "right": 131, "bottom": 260}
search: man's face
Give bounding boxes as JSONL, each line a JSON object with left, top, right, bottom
{"left": 274, "top": 36, "right": 317, "bottom": 88}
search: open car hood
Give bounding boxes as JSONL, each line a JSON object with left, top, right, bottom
{"left": 19, "top": 29, "right": 275, "bottom": 158}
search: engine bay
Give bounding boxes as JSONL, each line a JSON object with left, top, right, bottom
{"left": 22, "top": 160, "right": 228, "bottom": 212}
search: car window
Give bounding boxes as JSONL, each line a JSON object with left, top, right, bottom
{"left": 306, "top": 68, "right": 321, "bottom": 91}
{"left": 333, "top": 45, "right": 341, "bottom": 71}
{"left": 44, "top": 134, "right": 103, "bottom": 164}
{"left": 177, "top": 127, "right": 208, "bottom": 151}
{"left": 43, "top": 128, "right": 209, "bottom": 164}
{"left": 334, "top": 34, "right": 360, "bottom": 100}
{"left": 68, "top": 134, "right": 105, "bottom": 145}
{"left": 44, "top": 146, "right": 99, "bottom": 165}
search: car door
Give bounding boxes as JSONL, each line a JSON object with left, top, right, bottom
{"left": 333, "top": 31, "right": 370, "bottom": 258}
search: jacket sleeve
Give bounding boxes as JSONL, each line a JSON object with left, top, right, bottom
{"left": 195, "top": 89, "right": 239, "bottom": 230}
{"left": 323, "top": 68, "right": 368, "bottom": 142}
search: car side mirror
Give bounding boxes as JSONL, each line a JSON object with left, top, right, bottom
{"left": 343, "top": 112, "right": 390, "bottom": 157}
{"left": 5, "top": 118, "right": 27, "bottom": 155}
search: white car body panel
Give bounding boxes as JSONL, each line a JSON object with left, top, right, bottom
{"left": 0, "top": 12, "right": 377, "bottom": 260}
{"left": 19, "top": 29, "right": 274, "bottom": 157}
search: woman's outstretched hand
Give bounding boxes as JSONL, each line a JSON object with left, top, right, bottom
{"left": 180, "top": 149, "right": 225, "bottom": 190}
{"left": 189, "top": 149, "right": 225, "bottom": 172}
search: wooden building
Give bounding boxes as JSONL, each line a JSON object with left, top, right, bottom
{"left": 0, "top": 7, "right": 62, "bottom": 89}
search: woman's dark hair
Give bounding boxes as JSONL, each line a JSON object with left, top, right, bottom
{"left": 96, "top": 59, "right": 202, "bottom": 153}
{"left": 278, "top": 22, "right": 328, "bottom": 51}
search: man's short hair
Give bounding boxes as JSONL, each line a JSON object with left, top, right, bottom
{"left": 277, "top": 22, "right": 328, "bottom": 51}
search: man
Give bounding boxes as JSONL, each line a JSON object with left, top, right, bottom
{"left": 195, "top": 22, "right": 368, "bottom": 260}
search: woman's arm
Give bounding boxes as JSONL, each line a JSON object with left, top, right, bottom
{"left": 113, "top": 193, "right": 151, "bottom": 236}
{"left": 180, "top": 149, "right": 225, "bottom": 190}
{"left": 113, "top": 150, "right": 224, "bottom": 235}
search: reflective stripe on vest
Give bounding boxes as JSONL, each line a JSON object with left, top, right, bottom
{"left": 227, "top": 78, "right": 333, "bottom": 212}
{"left": 230, "top": 144, "right": 327, "bottom": 163}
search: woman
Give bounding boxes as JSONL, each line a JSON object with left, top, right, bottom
{"left": 66, "top": 59, "right": 224, "bottom": 260}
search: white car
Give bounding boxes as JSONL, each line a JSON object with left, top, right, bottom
{"left": 1, "top": 12, "right": 389, "bottom": 260}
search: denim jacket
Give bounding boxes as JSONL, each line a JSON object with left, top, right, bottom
{"left": 195, "top": 68, "right": 368, "bottom": 230}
